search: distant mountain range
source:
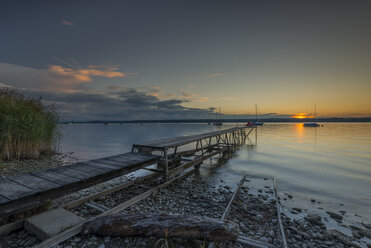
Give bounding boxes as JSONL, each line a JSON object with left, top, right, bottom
{"left": 60, "top": 117, "right": 371, "bottom": 124}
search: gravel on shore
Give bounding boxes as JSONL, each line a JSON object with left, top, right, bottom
{"left": 58, "top": 173, "right": 232, "bottom": 248}
{"left": 56, "top": 175, "right": 283, "bottom": 248}
{"left": 1, "top": 169, "right": 370, "bottom": 248}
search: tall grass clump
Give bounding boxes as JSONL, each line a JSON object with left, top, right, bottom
{"left": 0, "top": 88, "right": 60, "bottom": 160}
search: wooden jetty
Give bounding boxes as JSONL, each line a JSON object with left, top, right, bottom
{"left": 133, "top": 126, "right": 252, "bottom": 180}
{"left": 0, "top": 153, "right": 159, "bottom": 221}
{"left": 0, "top": 126, "right": 251, "bottom": 223}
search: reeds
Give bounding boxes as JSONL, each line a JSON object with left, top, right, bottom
{"left": 0, "top": 89, "right": 60, "bottom": 160}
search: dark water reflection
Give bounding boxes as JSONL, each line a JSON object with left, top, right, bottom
{"left": 59, "top": 123, "right": 371, "bottom": 222}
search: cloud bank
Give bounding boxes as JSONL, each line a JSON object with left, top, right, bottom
{"left": 0, "top": 62, "right": 126, "bottom": 93}
{"left": 0, "top": 62, "right": 212, "bottom": 121}
{"left": 21, "top": 89, "right": 210, "bottom": 121}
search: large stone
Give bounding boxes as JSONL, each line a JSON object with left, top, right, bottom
{"left": 304, "top": 214, "right": 323, "bottom": 226}
{"left": 327, "top": 211, "right": 343, "bottom": 221}
{"left": 24, "top": 208, "right": 85, "bottom": 240}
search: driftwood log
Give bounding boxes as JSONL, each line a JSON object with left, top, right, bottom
{"left": 81, "top": 213, "right": 239, "bottom": 241}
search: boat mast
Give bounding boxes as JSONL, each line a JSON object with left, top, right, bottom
{"left": 219, "top": 107, "right": 221, "bottom": 123}
{"left": 255, "top": 104, "right": 258, "bottom": 122}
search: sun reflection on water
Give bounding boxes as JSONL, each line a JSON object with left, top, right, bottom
{"left": 295, "top": 123, "right": 305, "bottom": 142}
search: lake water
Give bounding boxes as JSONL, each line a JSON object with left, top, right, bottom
{"left": 59, "top": 123, "right": 371, "bottom": 224}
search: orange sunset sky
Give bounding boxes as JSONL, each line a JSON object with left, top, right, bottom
{"left": 1, "top": 1, "right": 370, "bottom": 120}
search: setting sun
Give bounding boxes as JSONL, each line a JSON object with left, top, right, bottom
{"left": 291, "top": 113, "right": 315, "bottom": 119}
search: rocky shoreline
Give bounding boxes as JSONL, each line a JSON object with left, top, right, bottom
{"left": 0, "top": 165, "right": 370, "bottom": 248}
{"left": 59, "top": 174, "right": 370, "bottom": 248}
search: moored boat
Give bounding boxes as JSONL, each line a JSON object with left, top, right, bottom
{"left": 304, "top": 105, "right": 320, "bottom": 127}
{"left": 304, "top": 122, "right": 319, "bottom": 127}
{"left": 245, "top": 104, "right": 264, "bottom": 126}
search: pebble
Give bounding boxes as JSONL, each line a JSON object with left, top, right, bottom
{"left": 327, "top": 211, "right": 343, "bottom": 220}
{"left": 2, "top": 171, "right": 368, "bottom": 248}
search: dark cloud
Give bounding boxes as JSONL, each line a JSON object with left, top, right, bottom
{"left": 20, "top": 88, "right": 212, "bottom": 121}
{"left": 0, "top": 62, "right": 213, "bottom": 121}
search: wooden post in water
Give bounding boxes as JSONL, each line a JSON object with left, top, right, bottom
{"left": 163, "top": 149, "right": 169, "bottom": 181}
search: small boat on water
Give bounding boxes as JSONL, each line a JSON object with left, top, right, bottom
{"left": 104, "top": 114, "right": 108, "bottom": 125}
{"left": 304, "top": 123, "right": 319, "bottom": 127}
{"left": 245, "top": 104, "right": 264, "bottom": 126}
{"left": 304, "top": 105, "right": 320, "bottom": 127}
{"left": 245, "top": 121, "right": 263, "bottom": 127}
{"left": 213, "top": 107, "right": 223, "bottom": 126}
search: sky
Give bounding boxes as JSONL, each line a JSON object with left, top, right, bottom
{"left": 0, "top": 0, "right": 370, "bottom": 121}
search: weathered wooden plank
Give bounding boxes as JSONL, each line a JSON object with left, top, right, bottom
{"left": 134, "top": 127, "right": 247, "bottom": 149}
{"left": 126, "top": 152, "right": 158, "bottom": 159}
{"left": 61, "top": 172, "right": 158, "bottom": 209}
{"left": 105, "top": 156, "right": 137, "bottom": 164}
{"left": 96, "top": 154, "right": 143, "bottom": 168}
{"left": 32, "top": 168, "right": 194, "bottom": 248}
{"left": 0, "top": 219, "right": 23, "bottom": 235}
{"left": 1, "top": 153, "right": 160, "bottom": 221}
{"left": 52, "top": 167, "right": 96, "bottom": 180}
{"left": 82, "top": 214, "right": 240, "bottom": 241}
{"left": 91, "top": 159, "right": 128, "bottom": 168}
{"left": 274, "top": 178, "right": 288, "bottom": 248}
{"left": 84, "top": 161, "right": 121, "bottom": 170}
{"left": 31, "top": 170, "right": 80, "bottom": 185}
{"left": 8, "top": 173, "right": 61, "bottom": 192}
{"left": 72, "top": 162, "right": 114, "bottom": 174}
{"left": 0, "top": 195, "right": 9, "bottom": 204}
{"left": 222, "top": 174, "right": 246, "bottom": 220}
{"left": 111, "top": 153, "right": 154, "bottom": 162}
{"left": 99, "top": 152, "right": 155, "bottom": 161}
{"left": 0, "top": 179, "right": 37, "bottom": 200}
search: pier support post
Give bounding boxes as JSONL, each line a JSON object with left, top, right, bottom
{"left": 163, "top": 149, "right": 169, "bottom": 181}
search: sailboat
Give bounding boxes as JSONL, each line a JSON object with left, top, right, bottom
{"left": 254, "top": 104, "right": 264, "bottom": 126}
{"left": 104, "top": 114, "right": 108, "bottom": 125}
{"left": 246, "top": 104, "right": 264, "bottom": 126}
{"left": 304, "top": 105, "right": 320, "bottom": 127}
{"left": 213, "top": 107, "right": 223, "bottom": 126}
{"left": 246, "top": 105, "right": 263, "bottom": 126}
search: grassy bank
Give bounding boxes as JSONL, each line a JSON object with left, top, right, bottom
{"left": 0, "top": 89, "right": 60, "bottom": 160}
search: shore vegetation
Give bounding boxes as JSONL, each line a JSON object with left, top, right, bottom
{"left": 0, "top": 88, "right": 60, "bottom": 160}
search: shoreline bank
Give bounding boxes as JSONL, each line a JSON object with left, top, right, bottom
{"left": 1, "top": 167, "right": 370, "bottom": 247}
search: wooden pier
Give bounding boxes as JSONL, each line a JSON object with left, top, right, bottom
{"left": 0, "top": 153, "right": 159, "bottom": 221}
{"left": 133, "top": 126, "right": 252, "bottom": 180}
{"left": 0, "top": 126, "right": 252, "bottom": 222}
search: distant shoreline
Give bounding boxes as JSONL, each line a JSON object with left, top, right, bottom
{"left": 59, "top": 117, "right": 371, "bottom": 124}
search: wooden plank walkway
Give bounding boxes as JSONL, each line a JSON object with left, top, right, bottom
{"left": 0, "top": 152, "right": 159, "bottom": 220}
{"left": 133, "top": 126, "right": 247, "bottom": 150}
{"left": 133, "top": 127, "right": 249, "bottom": 181}
{"left": 0, "top": 127, "right": 251, "bottom": 221}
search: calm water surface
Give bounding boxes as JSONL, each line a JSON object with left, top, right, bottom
{"left": 60, "top": 123, "right": 371, "bottom": 223}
